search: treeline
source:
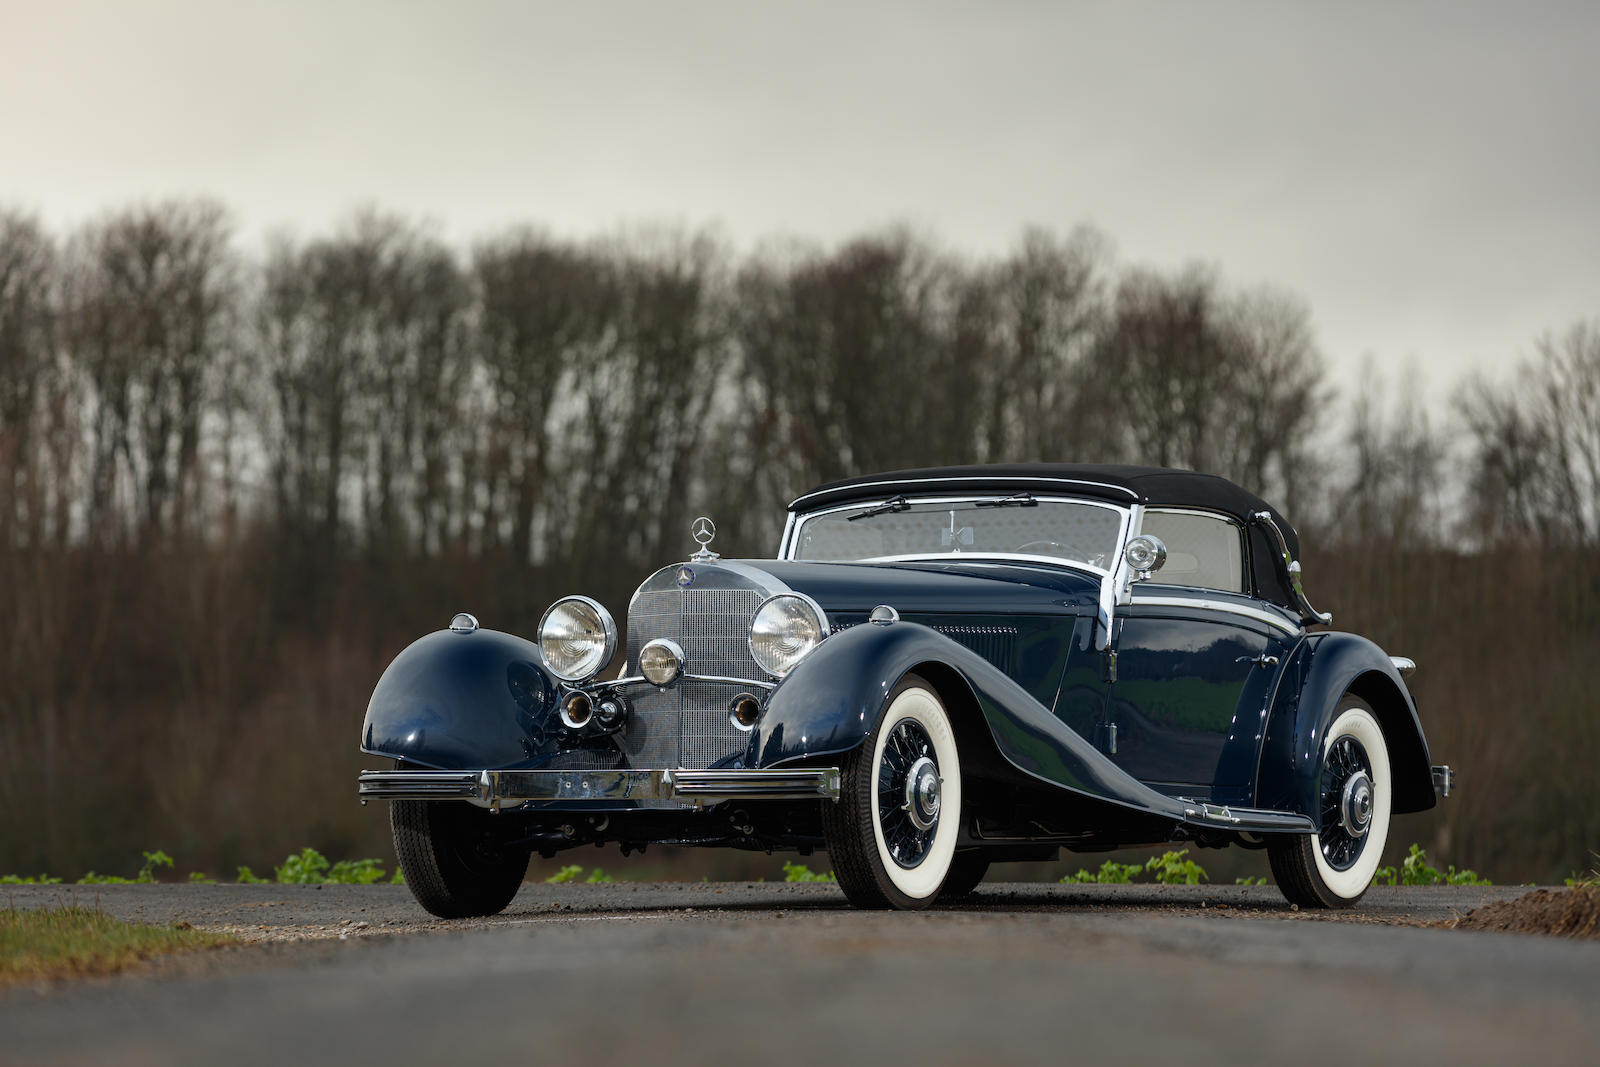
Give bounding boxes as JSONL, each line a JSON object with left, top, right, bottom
{"left": 0, "top": 200, "right": 1596, "bottom": 883}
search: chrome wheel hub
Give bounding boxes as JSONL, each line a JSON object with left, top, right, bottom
{"left": 1319, "top": 735, "right": 1376, "bottom": 872}
{"left": 905, "top": 756, "right": 942, "bottom": 831}
{"left": 877, "top": 719, "right": 940, "bottom": 868}
{"left": 1340, "top": 771, "right": 1373, "bottom": 837}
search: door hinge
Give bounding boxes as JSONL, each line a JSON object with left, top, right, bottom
{"left": 1102, "top": 648, "right": 1118, "bottom": 683}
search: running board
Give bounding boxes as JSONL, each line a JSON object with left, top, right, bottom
{"left": 1178, "top": 802, "right": 1314, "bottom": 834}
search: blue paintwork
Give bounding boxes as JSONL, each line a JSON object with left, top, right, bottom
{"left": 749, "top": 620, "right": 1195, "bottom": 826}
{"left": 1108, "top": 605, "right": 1297, "bottom": 799}
{"left": 362, "top": 628, "right": 572, "bottom": 770}
{"left": 1254, "top": 631, "right": 1437, "bottom": 820}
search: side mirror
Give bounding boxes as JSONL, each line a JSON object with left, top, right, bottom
{"left": 1124, "top": 535, "right": 1167, "bottom": 580}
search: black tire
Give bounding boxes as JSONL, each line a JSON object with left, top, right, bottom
{"left": 391, "top": 799, "right": 531, "bottom": 918}
{"left": 822, "top": 674, "right": 963, "bottom": 910}
{"left": 1268, "top": 694, "right": 1392, "bottom": 909}
{"left": 940, "top": 852, "right": 991, "bottom": 899}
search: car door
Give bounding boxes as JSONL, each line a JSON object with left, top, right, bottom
{"left": 1105, "top": 510, "right": 1296, "bottom": 798}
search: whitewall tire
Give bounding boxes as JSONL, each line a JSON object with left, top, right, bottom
{"left": 1269, "top": 696, "right": 1392, "bottom": 908}
{"left": 823, "top": 675, "right": 963, "bottom": 909}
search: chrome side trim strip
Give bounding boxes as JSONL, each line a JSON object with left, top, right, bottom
{"left": 357, "top": 768, "right": 841, "bottom": 807}
{"left": 1130, "top": 594, "right": 1304, "bottom": 636}
{"left": 1390, "top": 656, "right": 1416, "bottom": 676}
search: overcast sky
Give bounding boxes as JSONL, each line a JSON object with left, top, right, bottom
{"left": 4, "top": 1, "right": 1596, "bottom": 403}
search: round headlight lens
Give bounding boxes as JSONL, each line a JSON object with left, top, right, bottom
{"left": 538, "top": 596, "right": 617, "bottom": 682}
{"left": 1124, "top": 534, "right": 1168, "bottom": 576}
{"left": 748, "top": 594, "right": 829, "bottom": 678}
{"left": 638, "top": 638, "right": 684, "bottom": 687}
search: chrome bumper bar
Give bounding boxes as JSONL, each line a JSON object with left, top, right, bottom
{"left": 358, "top": 768, "right": 841, "bottom": 809}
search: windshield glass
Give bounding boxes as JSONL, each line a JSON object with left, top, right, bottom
{"left": 790, "top": 497, "right": 1124, "bottom": 570}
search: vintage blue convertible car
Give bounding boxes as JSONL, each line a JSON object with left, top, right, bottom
{"left": 359, "top": 464, "right": 1454, "bottom": 914}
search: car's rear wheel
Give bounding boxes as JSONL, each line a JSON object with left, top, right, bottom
{"left": 391, "top": 798, "right": 531, "bottom": 918}
{"left": 823, "top": 674, "right": 962, "bottom": 910}
{"left": 1268, "top": 695, "right": 1392, "bottom": 908}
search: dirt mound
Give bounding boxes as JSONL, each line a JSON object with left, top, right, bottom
{"left": 1449, "top": 887, "right": 1600, "bottom": 939}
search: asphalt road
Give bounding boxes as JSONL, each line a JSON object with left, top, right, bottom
{"left": 3, "top": 882, "right": 1596, "bottom": 1066}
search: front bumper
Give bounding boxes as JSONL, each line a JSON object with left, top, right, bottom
{"left": 358, "top": 767, "right": 841, "bottom": 810}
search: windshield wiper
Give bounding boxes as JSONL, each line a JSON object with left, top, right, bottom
{"left": 975, "top": 492, "right": 1037, "bottom": 508}
{"left": 847, "top": 495, "right": 911, "bottom": 522}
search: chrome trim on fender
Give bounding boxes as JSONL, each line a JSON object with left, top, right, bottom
{"left": 1390, "top": 656, "right": 1417, "bottom": 676}
{"left": 1130, "top": 594, "right": 1304, "bottom": 637}
{"left": 1431, "top": 764, "right": 1454, "bottom": 797}
{"left": 358, "top": 768, "right": 841, "bottom": 807}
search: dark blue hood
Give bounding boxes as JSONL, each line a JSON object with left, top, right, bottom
{"left": 734, "top": 558, "right": 1101, "bottom": 616}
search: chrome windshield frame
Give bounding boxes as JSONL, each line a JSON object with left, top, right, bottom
{"left": 783, "top": 493, "right": 1132, "bottom": 578}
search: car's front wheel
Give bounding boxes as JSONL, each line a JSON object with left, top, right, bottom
{"left": 391, "top": 798, "right": 531, "bottom": 918}
{"left": 1268, "top": 695, "right": 1392, "bottom": 908}
{"left": 823, "top": 674, "right": 963, "bottom": 909}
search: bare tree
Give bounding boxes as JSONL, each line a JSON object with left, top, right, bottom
{"left": 1456, "top": 320, "right": 1600, "bottom": 547}
{"left": 0, "top": 211, "right": 58, "bottom": 547}
{"left": 60, "top": 201, "right": 235, "bottom": 543}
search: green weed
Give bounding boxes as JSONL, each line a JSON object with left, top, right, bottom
{"left": 234, "top": 866, "right": 269, "bottom": 885}
{"left": 545, "top": 865, "right": 585, "bottom": 884}
{"left": 1372, "top": 843, "right": 1491, "bottom": 886}
{"left": 1064, "top": 860, "right": 1143, "bottom": 884}
{"left": 1235, "top": 876, "right": 1267, "bottom": 886}
{"left": 1062, "top": 851, "right": 1208, "bottom": 885}
{"left": 782, "top": 862, "right": 837, "bottom": 883}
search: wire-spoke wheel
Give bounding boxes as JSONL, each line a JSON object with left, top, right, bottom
{"left": 823, "top": 674, "right": 962, "bottom": 909}
{"left": 1269, "top": 695, "right": 1392, "bottom": 908}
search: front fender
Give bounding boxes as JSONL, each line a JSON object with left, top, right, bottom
{"left": 360, "top": 628, "right": 560, "bottom": 769}
{"left": 1255, "top": 632, "right": 1437, "bottom": 822}
{"left": 746, "top": 621, "right": 1193, "bottom": 822}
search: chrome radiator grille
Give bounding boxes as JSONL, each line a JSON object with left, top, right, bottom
{"left": 621, "top": 570, "right": 774, "bottom": 769}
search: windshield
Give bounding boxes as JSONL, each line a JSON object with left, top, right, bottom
{"left": 790, "top": 496, "right": 1124, "bottom": 570}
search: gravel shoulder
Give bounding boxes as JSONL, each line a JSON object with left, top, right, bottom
{"left": 2, "top": 883, "right": 1595, "bottom": 1067}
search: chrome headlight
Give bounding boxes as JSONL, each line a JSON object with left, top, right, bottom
{"left": 538, "top": 596, "right": 617, "bottom": 683}
{"left": 748, "top": 594, "right": 829, "bottom": 678}
{"left": 1124, "top": 534, "right": 1168, "bottom": 578}
{"left": 638, "top": 638, "right": 685, "bottom": 687}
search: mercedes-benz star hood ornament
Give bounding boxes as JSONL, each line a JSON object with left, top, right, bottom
{"left": 689, "top": 515, "right": 719, "bottom": 562}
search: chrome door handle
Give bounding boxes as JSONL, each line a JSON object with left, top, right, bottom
{"left": 1237, "top": 653, "right": 1280, "bottom": 670}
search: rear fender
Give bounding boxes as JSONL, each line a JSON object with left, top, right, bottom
{"left": 360, "top": 629, "right": 562, "bottom": 769}
{"left": 1254, "top": 631, "right": 1437, "bottom": 822}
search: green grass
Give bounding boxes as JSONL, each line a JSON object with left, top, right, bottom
{"left": 1, "top": 906, "right": 234, "bottom": 985}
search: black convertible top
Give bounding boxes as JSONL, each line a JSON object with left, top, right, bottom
{"left": 788, "top": 464, "right": 1304, "bottom": 611}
